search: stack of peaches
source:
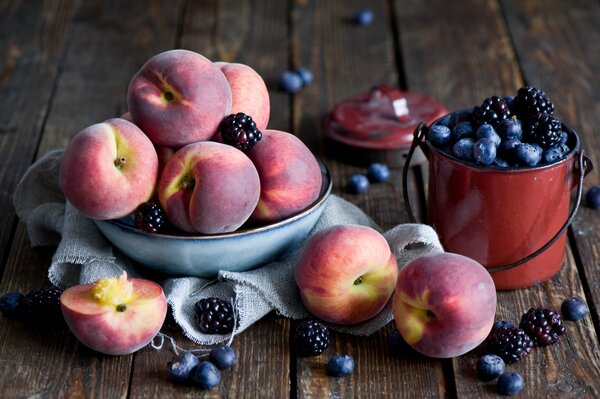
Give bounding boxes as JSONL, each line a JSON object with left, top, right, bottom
{"left": 59, "top": 49, "right": 322, "bottom": 234}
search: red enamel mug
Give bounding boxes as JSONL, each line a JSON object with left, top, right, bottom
{"left": 403, "top": 119, "right": 593, "bottom": 290}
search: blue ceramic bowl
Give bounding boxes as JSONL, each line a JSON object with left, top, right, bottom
{"left": 94, "top": 160, "right": 332, "bottom": 278}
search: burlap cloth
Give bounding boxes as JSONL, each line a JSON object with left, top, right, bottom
{"left": 13, "top": 150, "right": 443, "bottom": 345}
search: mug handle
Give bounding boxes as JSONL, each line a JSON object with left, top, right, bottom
{"left": 401, "top": 122, "right": 594, "bottom": 273}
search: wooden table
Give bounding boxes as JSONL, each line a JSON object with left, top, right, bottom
{"left": 1, "top": 1, "right": 599, "bottom": 397}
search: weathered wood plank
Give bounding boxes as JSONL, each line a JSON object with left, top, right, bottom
{"left": 128, "top": 1, "right": 293, "bottom": 397}
{"left": 0, "top": 0, "right": 183, "bottom": 397}
{"left": 293, "top": 1, "right": 444, "bottom": 397}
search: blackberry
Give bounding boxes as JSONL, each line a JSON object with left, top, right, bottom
{"left": 134, "top": 202, "right": 165, "bottom": 233}
{"left": 21, "top": 286, "right": 63, "bottom": 323}
{"left": 294, "top": 320, "right": 330, "bottom": 357}
{"left": 519, "top": 307, "right": 565, "bottom": 347}
{"left": 486, "top": 326, "right": 534, "bottom": 363}
{"left": 472, "top": 96, "right": 512, "bottom": 128}
{"left": 194, "top": 297, "right": 236, "bottom": 334}
{"left": 523, "top": 112, "right": 562, "bottom": 148}
{"left": 511, "top": 86, "right": 555, "bottom": 119}
{"left": 220, "top": 113, "right": 262, "bottom": 152}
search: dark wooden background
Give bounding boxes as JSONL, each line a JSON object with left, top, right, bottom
{"left": 1, "top": 0, "right": 599, "bottom": 397}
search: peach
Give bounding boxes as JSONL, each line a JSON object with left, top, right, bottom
{"left": 295, "top": 224, "right": 399, "bottom": 325}
{"left": 59, "top": 118, "right": 159, "bottom": 220}
{"left": 127, "top": 49, "right": 232, "bottom": 147}
{"left": 247, "top": 129, "right": 322, "bottom": 224}
{"left": 158, "top": 141, "right": 260, "bottom": 234}
{"left": 393, "top": 252, "right": 497, "bottom": 358}
{"left": 60, "top": 272, "right": 167, "bottom": 355}
{"left": 215, "top": 62, "right": 270, "bottom": 130}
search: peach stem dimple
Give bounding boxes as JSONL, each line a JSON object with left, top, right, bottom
{"left": 179, "top": 174, "right": 195, "bottom": 190}
{"left": 353, "top": 276, "right": 364, "bottom": 285}
{"left": 114, "top": 156, "right": 126, "bottom": 170}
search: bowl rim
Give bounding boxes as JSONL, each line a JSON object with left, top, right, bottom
{"left": 97, "top": 158, "right": 333, "bottom": 240}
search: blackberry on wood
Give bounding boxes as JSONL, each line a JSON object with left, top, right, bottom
{"left": 21, "top": 286, "right": 63, "bottom": 322}
{"left": 294, "top": 320, "right": 330, "bottom": 357}
{"left": 194, "top": 297, "right": 236, "bottom": 334}
{"left": 220, "top": 113, "right": 262, "bottom": 152}
{"left": 486, "top": 326, "right": 534, "bottom": 364}
{"left": 518, "top": 307, "right": 565, "bottom": 347}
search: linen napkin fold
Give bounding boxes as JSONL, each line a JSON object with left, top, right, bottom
{"left": 13, "top": 150, "right": 443, "bottom": 345}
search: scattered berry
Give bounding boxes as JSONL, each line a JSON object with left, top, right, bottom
{"left": 476, "top": 354, "right": 505, "bottom": 381}
{"left": 209, "top": 344, "right": 237, "bottom": 370}
{"left": 327, "top": 354, "right": 355, "bottom": 377}
{"left": 0, "top": 292, "right": 24, "bottom": 316}
{"left": 353, "top": 9, "right": 374, "bottom": 26}
{"left": 496, "top": 372, "right": 524, "bottom": 396}
{"left": 294, "top": 320, "right": 330, "bottom": 357}
{"left": 168, "top": 352, "right": 200, "bottom": 383}
{"left": 367, "top": 163, "right": 391, "bottom": 183}
{"left": 192, "top": 361, "right": 221, "bottom": 390}
{"left": 279, "top": 71, "right": 303, "bottom": 93}
{"left": 452, "top": 138, "right": 475, "bottom": 161}
{"left": 296, "top": 67, "right": 314, "bottom": 86}
{"left": 511, "top": 86, "right": 555, "bottom": 119}
{"left": 561, "top": 297, "right": 589, "bottom": 321}
{"left": 134, "top": 202, "right": 166, "bottom": 233}
{"left": 586, "top": 186, "right": 600, "bottom": 209}
{"left": 220, "top": 112, "right": 263, "bottom": 152}
{"left": 347, "top": 174, "right": 369, "bottom": 194}
{"left": 492, "top": 320, "right": 514, "bottom": 332}
{"left": 194, "top": 297, "right": 236, "bottom": 335}
{"left": 519, "top": 307, "right": 565, "bottom": 347}
{"left": 524, "top": 112, "right": 562, "bottom": 148}
{"left": 428, "top": 124, "right": 452, "bottom": 147}
{"left": 486, "top": 326, "right": 534, "bottom": 363}
{"left": 387, "top": 329, "right": 417, "bottom": 356}
{"left": 474, "top": 138, "right": 497, "bottom": 166}
{"left": 472, "top": 96, "right": 512, "bottom": 128}
{"left": 21, "top": 286, "right": 63, "bottom": 323}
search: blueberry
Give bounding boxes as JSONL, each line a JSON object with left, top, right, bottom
{"left": 449, "top": 108, "right": 474, "bottom": 128}
{"left": 209, "top": 344, "right": 237, "bottom": 370}
{"left": 279, "top": 71, "right": 303, "bottom": 93}
{"left": 561, "top": 297, "right": 589, "bottom": 321}
{"left": 559, "top": 143, "right": 571, "bottom": 156}
{"left": 428, "top": 124, "right": 452, "bottom": 147}
{"left": 367, "top": 163, "right": 391, "bottom": 183}
{"left": 452, "top": 138, "right": 475, "bottom": 161}
{"left": 493, "top": 157, "right": 510, "bottom": 168}
{"left": 192, "top": 361, "right": 221, "bottom": 390}
{"left": 0, "top": 292, "right": 24, "bottom": 316}
{"left": 585, "top": 186, "right": 600, "bottom": 209}
{"left": 296, "top": 67, "right": 314, "bottom": 86}
{"left": 496, "top": 372, "right": 524, "bottom": 395}
{"left": 492, "top": 320, "right": 514, "bottom": 332}
{"left": 436, "top": 114, "right": 452, "bottom": 127}
{"left": 498, "top": 138, "right": 521, "bottom": 159}
{"left": 327, "top": 354, "right": 355, "bottom": 377}
{"left": 452, "top": 121, "right": 475, "bottom": 142}
{"left": 497, "top": 119, "right": 522, "bottom": 141}
{"left": 515, "top": 143, "right": 542, "bottom": 167}
{"left": 387, "top": 329, "right": 416, "bottom": 356}
{"left": 353, "top": 9, "right": 374, "bottom": 25}
{"left": 543, "top": 147, "right": 563, "bottom": 164}
{"left": 347, "top": 174, "right": 369, "bottom": 194}
{"left": 559, "top": 131, "right": 569, "bottom": 145}
{"left": 168, "top": 352, "right": 200, "bottom": 383}
{"left": 474, "top": 138, "right": 497, "bottom": 166}
{"left": 503, "top": 96, "right": 515, "bottom": 107}
{"left": 475, "top": 124, "right": 501, "bottom": 147}
{"left": 476, "top": 354, "right": 506, "bottom": 381}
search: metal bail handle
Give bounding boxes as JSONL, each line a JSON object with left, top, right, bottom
{"left": 401, "top": 122, "right": 594, "bottom": 274}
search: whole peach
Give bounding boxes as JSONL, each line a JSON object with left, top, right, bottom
{"left": 60, "top": 273, "right": 167, "bottom": 356}
{"left": 393, "top": 252, "right": 497, "bottom": 358}
{"left": 215, "top": 62, "right": 270, "bottom": 130}
{"left": 59, "top": 118, "right": 159, "bottom": 220}
{"left": 295, "top": 224, "right": 399, "bottom": 325}
{"left": 158, "top": 141, "right": 260, "bottom": 234}
{"left": 248, "top": 129, "right": 322, "bottom": 224}
{"left": 127, "top": 49, "right": 232, "bottom": 147}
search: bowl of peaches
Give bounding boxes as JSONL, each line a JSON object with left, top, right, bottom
{"left": 59, "top": 49, "right": 332, "bottom": 278}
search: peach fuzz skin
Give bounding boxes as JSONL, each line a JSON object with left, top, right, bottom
{"left": 158, "top": 141, "right": 260, "bottom": 234}
{"left": 59, "top": 118, "right": 159, "bottom": 220}
{"left": 127, "top": 49, "right": 232, "bottom": 147}
{"left": 215, "top": 62, "right": 270, "bottom": 130}
{"left": 295, "top": 225, "right": 398, "bottom": 325}
{"left": 247, "top": 129, "right": 322, "bottom": 224}
{"left": 60, "top": 279, "right": 167, "bottom": 356}
{"left": 393, "top": 252, "right": 496, "bottom": 358}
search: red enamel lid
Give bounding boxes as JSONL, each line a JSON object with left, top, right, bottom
{"left": 324, "top": 84, "right": 447, "bottom": 167}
